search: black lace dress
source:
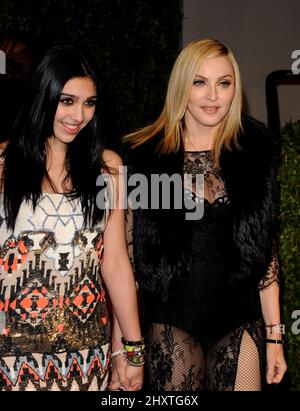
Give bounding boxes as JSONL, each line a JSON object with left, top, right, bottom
{"left": 126, "top": 150, "right": 279, "bottom": 391}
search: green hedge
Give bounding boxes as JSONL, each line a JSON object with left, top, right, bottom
{"left": 0, "top": 0, "right": 183, "bottom": 146}
{"left": 279, "top": 120, "right": 300, "bottom": 391}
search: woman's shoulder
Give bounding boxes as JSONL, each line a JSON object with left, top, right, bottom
{"left": 0, "top": 140, "right": 9, "bottom": 157}
{"left": 102, "top": 149, "right": 123, "bottom": 169}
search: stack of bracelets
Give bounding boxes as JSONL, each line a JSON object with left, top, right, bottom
{"left": 111, "top": 337, "right": 145, "bottom": 367}
{"left": 265, "top": 323, "right": 285, "bottom": 345}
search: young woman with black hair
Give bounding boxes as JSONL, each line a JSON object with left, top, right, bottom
{"left": 0, "top": 45, "right": 143, "bottom": 391}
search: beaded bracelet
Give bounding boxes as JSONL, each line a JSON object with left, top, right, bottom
{"left": 126, "top": 349, "right": 145, "bottom": 367}
{"left": 265, "top": 338, "right": 284, "bottom": 344}
{"left": 111, "top": 348, "right": 126, "bottom": 358}
{"left": 121, "top": 337, "right": 145, "bottom": 367}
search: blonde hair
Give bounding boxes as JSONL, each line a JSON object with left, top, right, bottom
{"left": 123, "top": 38, "right": 243, "bottom": 165}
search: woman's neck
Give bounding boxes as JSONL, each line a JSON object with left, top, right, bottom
{"left": 44, "top": 142, "right": 69, "bottom": 193}
{"left": 47, "top": 135, "right": 68, "bottom": 154}
{"left": 183, "top": 129, "right": 214, "bottom": 152}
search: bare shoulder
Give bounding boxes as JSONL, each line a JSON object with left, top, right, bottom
{"left": 102, "top": 149, "right": 123, "bottom": 169}
{"left": 0, "top": 141, "right": 9, "bottom": 156}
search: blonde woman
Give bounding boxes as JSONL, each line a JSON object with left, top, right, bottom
{"left": 123, "top": 38, "right": 287, "bottom": 391}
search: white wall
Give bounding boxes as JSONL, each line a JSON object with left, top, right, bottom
{"left": 182, "top": 0, "right": 300, "bottom": 126}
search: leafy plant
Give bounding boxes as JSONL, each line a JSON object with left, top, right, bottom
{"left": 278, "top": 120, "right": 300, "bottom": 391}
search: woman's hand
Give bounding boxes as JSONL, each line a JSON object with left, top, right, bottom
{"left": 108, "top": 355, "right": 143, "bottom": 391}
{"left": 108, "top": 355, "right": 128, "bottom": 391}
{"left": 266, "top": 343, "right": 287, "bottom": 384}
{"left": 124, "top": 362, "right": 144, "bottom": 391}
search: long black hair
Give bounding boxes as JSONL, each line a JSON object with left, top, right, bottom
{"left": 3, "top": 45, "right": 108, "bottom": 230}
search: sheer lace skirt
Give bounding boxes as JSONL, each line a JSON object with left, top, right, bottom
{"left": 145, "top": 321, "right": 265, "bottom": 391}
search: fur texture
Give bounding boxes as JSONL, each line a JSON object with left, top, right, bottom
{"left": 125, "top": 114, "right": 278, "bottom": 341}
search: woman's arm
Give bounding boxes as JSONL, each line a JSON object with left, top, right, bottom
{"left": 101, "top": 150, "right": 143, "bottom": 391}
{"left": 259, "top": 250, "right": 287, "bottom": 384}
{"left": 109, "top": 310, "right": 141, "bottom": 391}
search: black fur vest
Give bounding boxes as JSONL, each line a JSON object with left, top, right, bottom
{"left": 125, "top": 114, "right": 277, "bottom": 340}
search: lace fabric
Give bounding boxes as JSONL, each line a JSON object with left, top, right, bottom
{"left": 258, "top": 242, "right": 280, "bottom": 290}
{"left": 145, "top": 321, "right": 265, "bottom": 391}
{"left": 184, "top": 151, "right": 280, "bottom": 289}
{"left": 125, "top": 151, "right": 230, "bottom": 266}
{"left": 184, "top": 151, "right": 229, "bottom": 206}
{"left": 126, "top": 150, "right": 278, "bottom": 391}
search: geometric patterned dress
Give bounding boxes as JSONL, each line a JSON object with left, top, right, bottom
{"left": 0, "top": 194, "right": 111, "bottom": 390}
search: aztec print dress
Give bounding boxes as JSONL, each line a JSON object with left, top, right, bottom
{"left": 0, "top": 193, "right": 111, "bottom": 391}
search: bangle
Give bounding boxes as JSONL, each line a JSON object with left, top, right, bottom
{"left": 266, "top": 338, "right": 284, "bottom": 344}
{"left": 265, "top": 323, "right": 285, "bottom": 335}
{"left": 111, "top": 349, "right": 126, "bottom": 358}
{"left": 126, "top": 349, "right": 145, "bottom": 367}
{"left": 123, "top": 345, "right": 145, "bottom": 367}
{"left": 121, "top": 337, "right": 144, "bottom": 346}
{"left": 121, "top": 336, "right": 145, "bottom": 367}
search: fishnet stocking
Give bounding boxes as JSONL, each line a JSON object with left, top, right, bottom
{"left": 146, "top": 321, "right": 264, "bottom": 391}
{"left": 234, "top": 330, "right": 261, "bottom": 391}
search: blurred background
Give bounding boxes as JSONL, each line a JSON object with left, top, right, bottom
{"left": 183, "top": 0, "right": 300, "bottom": 127}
